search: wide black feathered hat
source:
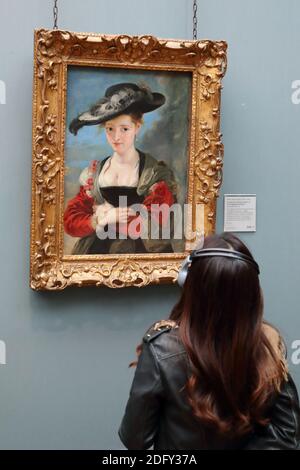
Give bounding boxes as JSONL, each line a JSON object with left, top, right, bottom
{"left": 69, "top": 82, "right": 166, "bottom": 136}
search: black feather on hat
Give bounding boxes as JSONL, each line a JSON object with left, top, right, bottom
{"left": 69, "top": 82, "right": 166, "bottom": 136}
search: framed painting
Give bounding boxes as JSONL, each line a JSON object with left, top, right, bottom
{"left": 30, "top": 29, "right": 227, "bottom": 289}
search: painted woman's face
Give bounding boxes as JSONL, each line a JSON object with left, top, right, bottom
{"left": 104, "top": 114, "right": 141, "bottom": 155}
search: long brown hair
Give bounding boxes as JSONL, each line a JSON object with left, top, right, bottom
{"left": 169, "top": 232, "right": 286, "bottom": 438}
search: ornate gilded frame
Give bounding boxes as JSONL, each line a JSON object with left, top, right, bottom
{"left": 30, "top": 29, "right": 227, "bottom": 290}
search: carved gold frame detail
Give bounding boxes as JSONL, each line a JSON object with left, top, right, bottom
{"left": 30, "top": 29, "right": 227, "bottom": 290}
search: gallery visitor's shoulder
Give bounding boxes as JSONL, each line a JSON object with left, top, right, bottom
{"left": 142, "top": 319, "right": 185, "bottom": 359}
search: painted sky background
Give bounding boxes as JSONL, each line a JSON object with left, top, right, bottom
{"left": 64, "top": 66, "right": 192, "bottom": 253}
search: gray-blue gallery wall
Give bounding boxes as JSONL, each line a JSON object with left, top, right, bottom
{"left": 0, "top": 0, "right": 299, "bottom": 449}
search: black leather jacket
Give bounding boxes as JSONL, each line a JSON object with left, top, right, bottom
{"left": 119, "top": 322, "right": 300, "bottom": 450}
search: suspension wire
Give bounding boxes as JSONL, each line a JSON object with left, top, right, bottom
{"left": 53, "top": 0, "right": 58, "bottom": 29}
{"left": 193, "top": 0, "right": 198, "bottom": 40}
{"left": 53, "top": 1, "right": 195, "bottom": 38}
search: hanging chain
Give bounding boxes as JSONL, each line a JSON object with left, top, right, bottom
{"left": 53, "top": 0, "right": 58, "bottom": 29}
{"left": 193, "top": 0, "right": 198, "bottom": 40}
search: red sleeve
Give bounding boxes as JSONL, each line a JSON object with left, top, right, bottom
{"left": 142, "top": 181, "right": 175, "bottom": 227}
{"left": 64, "top": 186, "right": 95, "bottom": 237}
